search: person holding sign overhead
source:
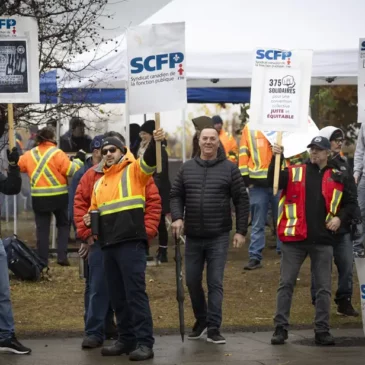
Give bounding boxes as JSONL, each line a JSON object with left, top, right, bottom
{"left": 269, "top": 136, "right": 357, "bottom": 346}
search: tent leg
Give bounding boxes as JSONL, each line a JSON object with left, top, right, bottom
{"left": 13, "top": 194, "right": 17, "bottom": 235}
{"left": 51, "top": 214, "right": 57, "bottom": 249}
{"left": 125, "top": 88, "right": 130, "bottom": 148}
{"left": 182, "top": 109, "right": 186, "bottom": 163}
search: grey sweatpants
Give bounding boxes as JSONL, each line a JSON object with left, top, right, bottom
{"left": 274, "top": 242, "right": 333, "bottom": 333}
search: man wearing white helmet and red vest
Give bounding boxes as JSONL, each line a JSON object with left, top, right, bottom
{"left": 314, "top": 126, "right": 361, "bottom": 317}
{"left": 269, "top": 136, "right": 357, "bottom": 346}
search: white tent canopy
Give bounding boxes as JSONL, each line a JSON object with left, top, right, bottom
{"left": 58, "top": 0, "right": 363, "bottom": 89}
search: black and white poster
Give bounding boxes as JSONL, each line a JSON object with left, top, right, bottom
{"left": 0, "top": 40, "right": 28, "bottom": 93}
{"left": 0, "top": 17, "right": 38, "bottom": 103}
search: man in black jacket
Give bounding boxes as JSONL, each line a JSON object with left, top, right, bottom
{"left": 0, "top": 148, "right": 31, "bottom": 355}
{"left": 170, "top": 127, "right": 249, "bottom": 344}
{"left": 269, "top": 137, "right": 357, "bottom": 347}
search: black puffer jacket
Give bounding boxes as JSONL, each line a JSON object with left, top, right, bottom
{"left": 170, "top": 148, "right": 249, "bottom": 238}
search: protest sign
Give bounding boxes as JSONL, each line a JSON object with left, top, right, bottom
{"left": 0, "top": 17, "right": 39, "bottom": 103}
{"left": 358, "top": 39, "right": 365, "bottom": 123}
{"left": 127, "top": 22, "right": 187, "bottom": 115}
{"left": 355, "top": 258, "right": 365, "bottom": 336}
{"left": 249, "top": 48, "right": 313, "bottom": 133}
{"left": 262, "top": 116, "right": 319, "bottom": 158}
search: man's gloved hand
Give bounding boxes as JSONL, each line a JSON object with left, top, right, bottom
{"left": 75, "top": 149, "right": 86, "bottom": 163}
{"left": 7, "top": 147, "right": 19, "bottom": 166}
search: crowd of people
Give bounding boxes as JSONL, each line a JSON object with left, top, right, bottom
{"left": 0, "top": 113, "right": 364, "bottom": 359}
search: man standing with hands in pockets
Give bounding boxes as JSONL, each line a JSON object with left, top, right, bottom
{"left": 170, "top": 126, "right": 249, "bottom": 344}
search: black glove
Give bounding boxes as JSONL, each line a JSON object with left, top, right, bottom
{"left": 7, "top": 147, "right": 19, "bottom": 166}
{"left": 75, "top": 150, "right": 86, "bottom": 163}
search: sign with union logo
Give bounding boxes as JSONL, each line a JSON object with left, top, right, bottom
{"left": 0, "top": 16, "right": 39, "bottom": 103}
{"left": 127, "top": 22, "right": 187, "bottom": 115}
{"left": 249, "top": 48, "right": 313, "bottom": 133}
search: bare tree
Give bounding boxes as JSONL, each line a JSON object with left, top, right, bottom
{"left": 0, "top": 0, "right": 123, "bottom": 129}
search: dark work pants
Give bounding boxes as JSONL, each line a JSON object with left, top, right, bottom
{"left": 311, "top": 233, "right": 353, "bottom": 304}
{"left": 274, "top": 243, "right": 333, "bottom": 333}
{"left": 158, "top": 214, "right": 168, "bottom": 248}
{"left": 84, "top": 242, "right": 114, "bottom": 342}
{"left": 103, "top": 241, "right": 154, "bottom": 348}
{"left": 34, "top": 207, "right": 69, "bottom": 264}
{"left": 185, "top": 232, "right": 230, "bottom": 330}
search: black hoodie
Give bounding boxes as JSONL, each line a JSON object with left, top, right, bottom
{"left": 170, "top": 147, "right": 249, "bottom": 238}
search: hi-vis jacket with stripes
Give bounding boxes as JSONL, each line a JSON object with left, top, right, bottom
{"left": 277, "top": 164, "right": 344, "bottom": 242}
{"left": 19, "top": 141, "right": 83, "bottom": 198}
{"left": 89, "top": 145, "right": 156, "bottom": 248}
{"left": 219, "top": 130, "right": 238, "bottom": 164}
{"left": 239, "top": 123, "right": 272, "bottom": 185}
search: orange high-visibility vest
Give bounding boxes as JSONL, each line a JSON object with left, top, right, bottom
{"left": 219, "top": 130, "right": 238, "bottom": 164}
{"left": 277, "top": 165, "right": 344, "bottom": 242}
{"left": 18, "top": 141, "right": 83, "bottom": 197}
{"left": 239, "top": 124, "right": 272, "bottom": 179}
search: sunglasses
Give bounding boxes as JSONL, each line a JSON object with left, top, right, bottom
{"left": 101, "top": 147, "right": 117, "bottom": 155}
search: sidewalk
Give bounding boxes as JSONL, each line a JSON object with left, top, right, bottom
{"left": 1, "top": 329, "right": 364, "bottom": 365}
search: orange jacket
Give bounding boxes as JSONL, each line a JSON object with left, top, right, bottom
{"left": 238, "top": 124, "right": 272, "bottom": 181}
{"left": 18, "top": 141, "right": 83, "bottom": 197}
{"left": 219, "top": 130, "right": 238, "bottom": 164}
{"left": 90, "top": 148, "right": 156, "bottom": 247}
{"left": 74, "top": 161, "right": 161, "bottom": 243}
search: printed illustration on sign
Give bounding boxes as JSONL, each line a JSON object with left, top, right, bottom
{"left": 0, "top": 40, "right": 28, "bottom": 93}
{"left": 130, "top": 52, "right": 185, "bottom": 87}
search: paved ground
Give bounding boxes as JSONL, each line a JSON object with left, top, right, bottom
{"left": 1, "top": 329, "right": 364, "bottom": 365}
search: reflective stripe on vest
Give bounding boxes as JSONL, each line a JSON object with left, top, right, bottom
{"left": 239, "top": 166, "right": 249, "bottom": 175}
{"left": 139, "top": 157, "right": 155, "bottom": 175}
{"left": 239, "top": 146, "right": 248, "bottom": 155}
{"left": 291, "top": 166, "right": 303, "bottom": 182}
{"left": 98, "top": 165, "right": 145, "bottom": 217}
{"left": 30, "top": 147, "right": 68, "bottom": 197}
{"left": 247, "top": 130, "right": 261, "bottom": 173}
{"left": 325, "top": 189, "right": 343, "bottom": 222}
{"left": 284, "top": 203, "right": 297, "bottom": 236}
{"left": 277, "top": 195, "right": 286, "bottom": 227}
{"left": 67, "top": 158, "right": 83, "bottom": 176}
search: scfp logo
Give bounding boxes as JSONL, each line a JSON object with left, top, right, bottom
{"left": 130, "top": 52, "right": 184, "bottom": 74}
{"left": 0, "top": 19, "right": 16, "bottom": 29}
{"left": 361, "top": 284, "right": 365, "bottom": 299}
{"left": 256, "top": 49, "right": 292, "bottom": 60}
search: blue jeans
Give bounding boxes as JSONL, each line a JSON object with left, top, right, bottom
{"left": 249, "top": 187, "right": 281, "bottom": 261}
{"left": 311, "top": 233, "right": 353, "bottom": 303}
{"left": 0, "top": 239, "right": 15, "bottom": 341}
{"left": 84, "top": 242, "right": 114, "bottom": 341}
{"left": 185, "top": 232, "right": 229, "bottom": 329}
{"left": 103, "top": 241, "right": 154, "bottom": 348}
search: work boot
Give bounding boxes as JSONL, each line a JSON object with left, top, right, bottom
{"left": 271, "top": 326, "right": 288, "bottom": 345}
{"left": 244, "top": 259, "right": 262, "bottom": 270}
{"left": 81, "top": 336, "right": 102, "bottom": 349}
{"left": 207, "top": 329, "right": 226, "bottom": 344}
{"left": 129, "top": 345, "right": 154, "bottom": 361}
{"left": 101, "top": 341, "right": 136, "bottom": 356}
{"left": 57, "top": 258, "right": 70, "bottom": 267}
{"left": 188, "top": 321, "right": 207, "bottom": 340}
{"left": 315, "top": 332, "right": 335, "bottom": 346}
{"left": 0, "top": 336, "right": 31, "bottom": 355}
{"left": 336, "top": 298, "right": 359, "bottom": 317}
{"left": 156, "top": 247, "right": 168, "bottom": 264}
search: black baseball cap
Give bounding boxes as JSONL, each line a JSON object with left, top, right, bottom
{"left": 307, "top": 136, "right": 331, "bottom": 150}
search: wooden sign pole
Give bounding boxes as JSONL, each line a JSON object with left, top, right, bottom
{"left": 273, "top": 131, "right": 283, "bottom": 195}
{"left": 155, "top": 112, "right": 162, "bottom": 173}
{"left": 7, "top": 104, "right": 15, "bottom": 149}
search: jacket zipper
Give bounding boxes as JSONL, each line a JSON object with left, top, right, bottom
{"left": 200, "top": 166, "right": 208, "bottom": 233}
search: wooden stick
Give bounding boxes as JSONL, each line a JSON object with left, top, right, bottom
{"left": 7, "top": 104, "right": 15, "bottom": 150}
{"left": 155, "top": 112, "right": 162, "bottom": 173}
{"left": 273, "top": 131, "right": 283, "bottom": 195}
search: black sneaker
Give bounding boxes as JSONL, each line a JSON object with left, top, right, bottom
{"left": 188, "top": 321, "right": 207, "bottom": 340}
{"left": 0, "top": 336, "right": 31, "bottom": 355}
{"left": 244, "top": 259, "right": 262, "bottom": 270}
{"left": 156, "top": 247, "right": 168, "bottom": 263}
{"left": 81, "top": 336, "right": 103, "bottom": 349}
{"left": 101, "top": 341, "right": 136, "bottom": 356}
{"left": 271, "top": 326, "right": 288, "bottom": 345}
{"left": 207, "top": 329, "right": 226, "bottom": 344}
{"left": 336, "top": 298, "right": 359, "bottom": 317}
{"left": 129, "top": 345, "right": 154, "bottom": 361}
{"left": 315, "top": 332, "right": 335, "bottom": 346}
